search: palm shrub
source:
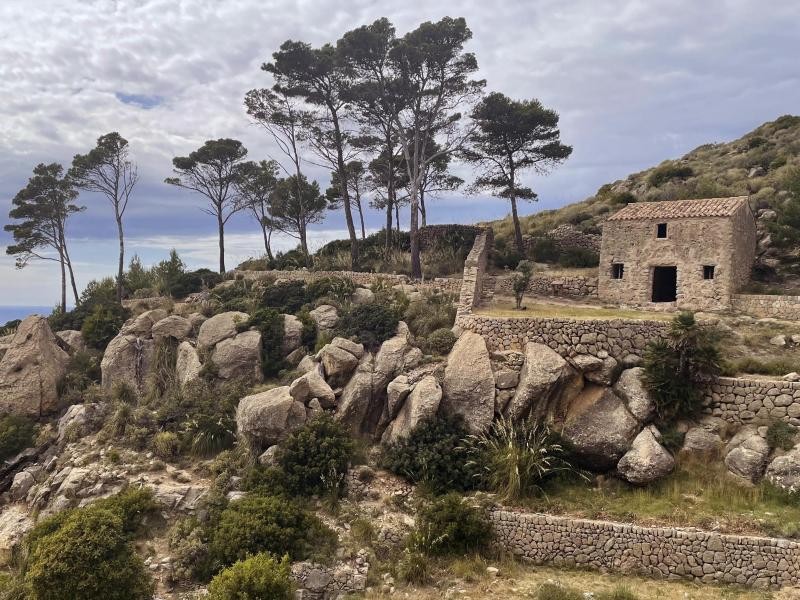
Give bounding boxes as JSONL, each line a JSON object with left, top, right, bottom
{"left": 207, "top": 553, "right": 293, "bottom": 600}
{"left": 642, "top": 312, "right": 722, "bottom": 424}
{"left": 462, "top": 417, "right": 584, "bottom": 501}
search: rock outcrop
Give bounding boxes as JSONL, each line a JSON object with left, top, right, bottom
{"left": 382, "top": 375, "right": 442, "bottom": 445}
{"left": 0, "top": 316, "right": 70, "bottom": 416}
{"left": 211, "top": 331, "right": 263, "bottom": 382}
{"left": 612, "top": 367, "right": 655, "bottom": 423}
{"left": 765, "top": 447, "right": 800, "bottom": 492}
{"left": 724, "top": 426, "right": 770, "bottom": 483}
{"left": 176, "top": 342, "right": 202, "bottom": 387}
{"left": 617, "top": 426, "right": 675, "bottom": 484}
{"left": 289, "top": 368, "right": 336, "bottom": 408}
{"left": 441, "top": 331, "right": 495, "bottom": 433}
{"left": 56, "top": 330, "right": 85, "bottom": 353}
{"left": 197, "top": 311, "right": 249, "bottom": 351}
{"left": 310, "top": 305, "right": 339, "bottom": 332}
{"left": 236, "top": 386, "right": 307, "bottom": 451}
{"left": 101, "top": 334, "right": 155, "bottom": 391}
{"left": 560, "top": 385, "right": 640, "bottom": 470}
{"left": 151, "top": 315, "right": 193, "bottom": 343}
{"left": 282, "top": 314, "right": 304, "bottom": 355}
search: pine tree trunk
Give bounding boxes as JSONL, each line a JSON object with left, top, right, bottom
{"left": 356, "top": 197, "right": 366, "bottom": 240}
{"left": 116, "top": 214, "right": 125, "bottom": 303}
{"left": 262, "top": 226, "right": 273, "bottom": 261}
{"left": 410, "top": 185, "right": 421, "bottom": 279}
{"left": 511, "top": 195, "right": 524, "bottom": 255}
{"left": 420, "top": 190, "right": 427, "bottom": 228}
{"left": 59, "top": 251, "right": 66, "bottom": 313}
{"left": 218, "top": 213, "right": 226, "bottom": 273}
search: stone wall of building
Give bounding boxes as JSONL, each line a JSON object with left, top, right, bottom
{"left": 703, "top": 377, "right": 800, "bottom": 426}
{"left": 490, "top": 509, "right": 800, "bottom": 589}
{"left": 456, "top": 314, "right": 668, "bottom": 359}
{"left": 731, "top": 294, "right": 800, "bottom": 321}
{"left": 233, "top": 269, "right": 462, "bottom": 294}
{"left": 456, "top": 229, "right": 493, "bottom": 318}
{"left": 494, "top": 273, "right": 598, "bottom": 298}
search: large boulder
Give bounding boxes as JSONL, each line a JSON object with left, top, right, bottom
{"left": 441, "top": 331, "right": 495, "bottom": 433}
{"left": 120, "top": 308, "right": 168, "bottom": 337}
{"left": 282, "top": 314, "right": 304, "bottom": 356}
{"left": 318, "top": 340, "right": 360, "bottom": 386}
{"left": 617, "top": 426, "right": 675, "bottom": 484}
{"left": 309, "top": 304, "right": 339, "bottom": 332}
{"left": 151, "top": 315, "right": 193, "bottom": 343}
{"left": 386, "top": 375, "right": 413, "bottom": 421}
{"left": 56, "top": 330, "right": 85, "bottom": 353}
{"left": 381, "top": 375, "right": 442, "bottom": 445}
{"left": 101, "top": 334, "right": 155, "bottom": 391}
{"left": 505, "top": 342, "right": 582, "bottom": 422}
{"left": 176, "top": 341, "right": 202, "bottom": 387}
{"left": 613, "top": 367, "right": 655, "bottom": 423}
{"left": 289, "top": 369, "right": 336, "bottom": 408}
{"left": 680, "top": 426, "right": 722, "bottom": 455}
{"left": 211, "top": 331, "right": 263, "bottom": 382}
{"left": 584, "top": 356, "right": 620, "bottom": 386}
{"left": 0, "top": 316, "right": 70, "bottom": 416}
{"left": 765, "top": 447, "right": 800, "bottom": 492}
{"left": 724, "top": 426, "right": 770, "bottom": 483}
{"left": 197, "top": 311, "right": 249, "bottom": 351}
{"left": 351, "top": 287, "right": 375, "bottom": 305}
{"left": 236, "top": 386, "right": 307, "bottom": 451}
{"left": 335, "top": 353, "right": 376, "bottom": 435}
{"left": 560, "top": 385, "right": 640, "bottom": 471}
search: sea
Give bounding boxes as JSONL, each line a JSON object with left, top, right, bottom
{"left": 0, "top": 306, "right": 54, "bottom": 325}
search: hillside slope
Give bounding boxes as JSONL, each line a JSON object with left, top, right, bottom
{"left": 489, "top": 115, "right": 800, "bottom": 283}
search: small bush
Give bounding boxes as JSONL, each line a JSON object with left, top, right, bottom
{"left": 58, "top": 350, "right": 103, "bottom": 402}
{"left": 413, "top": 493, "right": 490, "bottom": 556}
{"left": 557, "top": 247, "right": 599, "bottom": 268}
{"left": 403, "top": 291, "right": 456, "bottom": 338}
{"left": 648, "top": 162, "right": 694, "bottom": 187}
{"left": 337, "top": 303, "right": 400, "bottom": 349}
{"left": 238, "top": 308, "right": 285, "bottom": 378}
{"left": 306, "top": 276, "right": 356, "bottom": 305}
{"left": 530, "top": 237, "right": 560, "bottom": 263}
{"left": 381, "top": 414, "right": 480, "bottom": 494}
{"left": 608, "top": 191, "right": 637, "bottom": 205}
{"left": 424, "top": 328, "right": 456, "bottom": 356}
{"left": 262, "top": 280, "right": 308, "bottom": 313}
{"left": 22, "top": 490, "right": 156, "bottom": 600}
{"left": 207, "top": 553, "right": 293, "bottom": 600}
{"left": 276, "top": 415, "right": 354, "bottom": 498}
{"left": 512, "top": 260, "right": 533, "bottom": 309}
{"left": 767, "top": 420, "right": 797, "bottom": 451}
{"left": 536, "top": 582, "right": 583, "bottom": 600}
{"left": 81, "top": 302, "right": 129, "bottom": 350}
{"left": 596, "top": 586, "right": 639, "bottom": 600}
{"left": 168, "top": 517, "right": 211, "bottom": 583}
{"left": 209, "top": 495, "right": 336, "bottom": 568}
{"left": 170, "top": 269, "right": 223, "bottom": 299}
{"left": 152, "top": 431, "right": 180, "bottom": 460}
{"left": 0, "top": 414, "right": 35, "bottom": 461}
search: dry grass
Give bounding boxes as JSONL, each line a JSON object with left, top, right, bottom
{"left": 518, "top": 455, "right": 800, "bottom": 539}
{"left": 364, "top": 556, "right": 783, "bottom": 599}
{"left": 476, "top": 298, "right": 673, "bottom": 321}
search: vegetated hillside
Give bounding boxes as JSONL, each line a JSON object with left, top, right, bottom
{"left": 488, "top": 115, "right": 800, "bottom": 283}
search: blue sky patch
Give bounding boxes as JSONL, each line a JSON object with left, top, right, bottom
{"left": 115, "top": 92, "right": 163, "bottom": 109}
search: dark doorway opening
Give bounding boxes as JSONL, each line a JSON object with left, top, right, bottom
{"left": 652, "top": 266, "right": 677, "bottom": 302}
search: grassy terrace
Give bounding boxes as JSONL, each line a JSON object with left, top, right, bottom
{"left": 516, "top": 456, "right": 800, "bottom": 540}
{"left": 475, "top": 297, "right": 673, "bottom": 321}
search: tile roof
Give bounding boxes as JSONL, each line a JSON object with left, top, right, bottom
{"left": 605, "top": 196, "right": 750, "bottom": 221}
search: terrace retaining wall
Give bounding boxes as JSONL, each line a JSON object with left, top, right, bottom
{"left": 731, "top": 294, "right": 800, "bottom": 321}
{"left": 490, "top": 509, "right": 800, "bottom": 589}
{"left": 494, "top": 273, "right": 598, "bottom": 298}
{"left": 702, "top": 377, "right": 800, "bottom": 426}
{"left": 233, "top": 269, "right": 462, "bottom": 294}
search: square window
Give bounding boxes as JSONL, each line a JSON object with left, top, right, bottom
{"left": 703, "top": 265, "right": 715, "bottom": 280}
{"left": 657, "top": 223, "right": 668, "bottom": 238}
{"left": 611, "top": 263, "right": 624, "bottom": 279}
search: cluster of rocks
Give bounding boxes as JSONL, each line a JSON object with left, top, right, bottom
{"left": 292, "top": 551, "right": 369, "bottom": 600}
{"left": 490, "top": 509, "right": 800, "bottom": 589}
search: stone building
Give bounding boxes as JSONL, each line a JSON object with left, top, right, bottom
{"left": 598, "top": 196, "right": 756, "bottom": 310}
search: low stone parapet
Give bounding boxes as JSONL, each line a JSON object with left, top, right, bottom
{"left": 490, "top": 509, "right": 800, "bottom": 589}
{"left": 703, "top": 376, "right": 800, "bottom": 425}
{"left": 494, "top": 273, "right": 598, "bottom": 298}
{"left": 731, "top": 294, "right": 800, "bottom": 321}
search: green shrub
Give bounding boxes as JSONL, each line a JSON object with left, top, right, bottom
{"left": 413, "top": 493, "right": 490, "bottom": 556}
{"left": 643, "top": 312, "right": 722, "bottom": 424}
{"left": 212, "top": 281, "right": 256, "bottom": 313}
{"left": 168, "top": 517, "right": 211, "bottom": 583}
{"left": 535, "top": 582, "right": 583, "bottom": 600}
{"left": 306, "top": 276, "right": 356, "bottom": 305}
{"left": 530, "top": 237, "right": 560, "bottom": 263}
{"left": 337, "top": 303, "right": 400, "bottom": 349}
{"left": 403, "top": 291, "right": 456, "bottom": 338}
{"left": 462, "top": 417, "right": 584, "bottom": 501}
{"left": 170, "top": 269, "right": 223, "bottom": 299}
{"left": 381, "top": 414, "right": 480, "bottom": 494}
{"left": 557, "top": 247, "right": 599, "bottom": 268}
{"left": 209, "top": 495, "right": 335, "bottom": 568}
{"left": 596, "top": 586, "right": 639, "bottom": 600}
{"left": 91, "top": 487, "right": 159, "bottom": 535}
{"left": 608, "top": 191, "right": 637, "bottom": 205}
{"left": 767, "top": 420, "right": 797, "bottom": 451}
{"left": 152, "top": 250, "right": 186, "bottom": 297}
{"left": 152, "top": 431, "right": 180, "bottom": 460}
{"left": 58, "top": 350, "right": 103, "bottom": 402}
{"left": 262, "top": 280, "right": 308, "bottom": 313}
{"left": 81, "top": 303, "right": 128, "bottom": 350}
{"left": 238, "top": 308, "right": 285, "bottom": 378}
{"left": 512, "top": 260, "right": 533, "bottom": 309}
{"left": 23, "top": 491, "right": 156, "bottom": 600}
{"left": 424, "top": 328, "right": 456, "bottom": 356}
{"left": 0, "top": 414, "right": 35, "bottom": 461}
{"left": 207, "top": 553, "right": 293, "bottom": 600}
{"left": 296, "top": 308, "right": 318, "bottom": 349}
{"left": 276, "top": 414, "right": 354, "bottom": 498}
{"left": 648, "top": 162, "right": 694, "bottom": 187}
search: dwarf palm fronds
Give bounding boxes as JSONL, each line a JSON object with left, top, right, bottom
{"left": 462, "top": 417, "right": 584, "bottom": 501}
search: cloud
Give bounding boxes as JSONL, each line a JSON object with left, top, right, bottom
{"left": 0, "top": 0, "right": 798, "bottom": 305}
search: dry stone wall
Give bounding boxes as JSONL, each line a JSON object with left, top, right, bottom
{"left": 490, "top": 509, "right": 800, "bottom": 589}
{"left": 494, "top": 273, "right": 598, "bottom": 298}
{"left": 731, "top": 294, "right": 800, "bottom": 321}
{"left": 457, "top": 314, "right": 668, "bottom": 360}
{"left": 523, "top": 224, "right": 601, "bottom": 255}
{"left": 703, "top": 377, "right": 800, "bottom": 426}
{"left": 456, "top": 229, "right": 493, "bottom": 318}
{"left": 234, "top": 269, "right": 462, "bottom": 294}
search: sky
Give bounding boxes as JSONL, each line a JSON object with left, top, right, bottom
{"left": 1, "top": 0, "right": 798, "bottom": 308}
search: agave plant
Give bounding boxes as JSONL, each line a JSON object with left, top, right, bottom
{"left": 462, "top": 416, "right": 585, "bottom": 501}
